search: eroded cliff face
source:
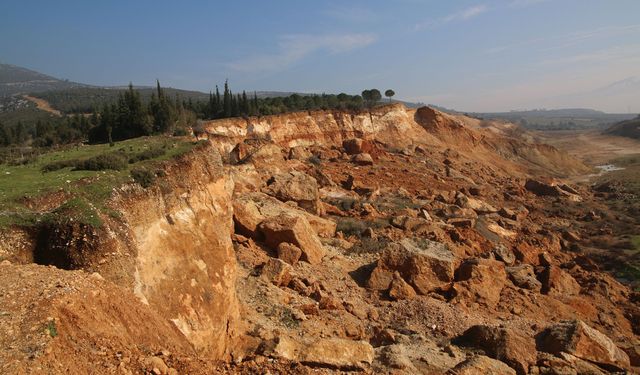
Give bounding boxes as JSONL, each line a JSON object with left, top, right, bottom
{"left": 0, "top": 143, "right": 239, "bottom": 361}
{"left": 203, "top": 103, "right": 438, "bottom": 153}
{"left": 203, "top": 104, "right": 588, "bottom": 178}
{"left": 107, "top": 144, "right": 239, "bottom": 358}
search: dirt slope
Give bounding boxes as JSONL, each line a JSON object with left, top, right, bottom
{"left": 1, "top": 105, "right": 638, "bottom": 374}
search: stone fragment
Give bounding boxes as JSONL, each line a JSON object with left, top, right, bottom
{"left": 263, "top": 171, "right": 321, "bottom": 214}
{"left": 452, "top": 258, "right": 507, "bottom": 307}
{"left": 506, "top": 264, "right": 542, "bottom": 291}
{"left": 537, "top": 320, "right": 630, "bottom": 371}
{"left": 450, "top": 355, "right": 516, "bottom": 375}
{"left": 351, "top": 153, "right": 374, "bottom": 166}
{"left": 272, "top": 336, "right": 374, "bottom": 370}
{"left": 388, "top": 272, "right": 417, "bottom": 301}
{"left": 277, "top": 242, "right": 302, "bottom": 266}
{"left": 259, "top": 213, "right": 326, "bottom": 265}
{"left": 379, "top": 344, "right": 415, "bottom": 370}
{"left": 493, "top": 244, "right": 515, "bottom": 265}
{"left": 367, "top": 238, "right": 456, "bottom": 294}
{"left": 261, "top": 258, "right": 293, "bottom": 287}
{"left": 233, "top": 192, "right": 336, "bottom": 238}
{"left": 457, "top": 325, "right": 536, "bottom": 375}
{"left": 540, "top": 266, "right": 581, "bottom": 296}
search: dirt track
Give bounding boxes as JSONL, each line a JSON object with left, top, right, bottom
{"left": 22, "top": 95, "right": 62, "bottom": 116}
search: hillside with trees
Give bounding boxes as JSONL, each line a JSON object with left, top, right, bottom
{"left": 0, "top": 80, "right": 394, "bottom": 155}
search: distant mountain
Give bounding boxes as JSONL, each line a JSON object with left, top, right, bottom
{"left": 0, "top": 63, "right": 87, "bottom": 96}
{"left": 606, "top": 116, "right": 640, "bottom": 140}
{"left": 468, "top": 108, "right": 637, "bottom": 131}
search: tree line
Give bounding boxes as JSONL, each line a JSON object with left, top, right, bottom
{"left": 0, "top": 81, "right": 396, "bottom": 148}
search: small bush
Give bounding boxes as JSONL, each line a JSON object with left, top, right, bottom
{"left": 131, "top": 167, "right": 156, "bottom": 188}
{"left": 75, "top": 152, "right": 128, "bottom": 171}
{"left": 348, "top": 237, "right": 391, "bottom": 255}
{"left": 173, "top": 127, "right": 188, "bottom": 136}
{"left": 308, "top": 155, "right": 322, "bottom": 165}
{"left": 336, "top": 217, "right": 369, "bottom": 237}
{"left": 41, "top": 159, "right": 78, "bottom": 172}
{"left": 42, "top": 152, "right": 129, "bottom": 173}
{"left": 128, "top": 147, "right": 165, "bottom": 164}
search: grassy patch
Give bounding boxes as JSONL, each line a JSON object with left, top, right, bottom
{"left": 335, "top": 216, "right": 390, "bottom": 238}
{"left": 631, "top": 236, "right": 640, "bottom": 252}
{"left": 0, "top": 136, "right": 195, "bottom": 228}
{"left": 46, "top": 321, "right": 58, "bottom": 338}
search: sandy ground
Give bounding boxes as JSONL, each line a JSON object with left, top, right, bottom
{"left": 534, "top": 129, "right": 640, "bottom": 166}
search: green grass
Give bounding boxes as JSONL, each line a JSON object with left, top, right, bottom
{"left": 0, "top": 136, "right": 195, "bottom": 228}
{"left": 632, "top": 236, "right": 640, "bottom": 252}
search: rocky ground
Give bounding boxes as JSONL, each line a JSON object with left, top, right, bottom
{"left": 1, "top": 105, "right": 638, "bottom": 374}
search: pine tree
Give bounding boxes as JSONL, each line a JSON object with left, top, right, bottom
{"left": 223, "top": 80, "right": 232, "bottom": 117}
{"left": 253, "top": 92, "right": 259, "bottom": 115}
{"left": 215, "top": 85, "right": 222, "bottom": 118}
{"left": 241, "top": 91, "right": 249, "bottom": 115}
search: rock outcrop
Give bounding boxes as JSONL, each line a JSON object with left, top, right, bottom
{"left": 367, "top": 238, "right": 457, "bottom": 294}
{"left": 259, "top": 213, "right": 326, "bottom": 265}
{"left": 271, "top": 336, "right": 374, "bottom": 370}
{"left": 537, "top": 320, "right": 630, "bottom": 371}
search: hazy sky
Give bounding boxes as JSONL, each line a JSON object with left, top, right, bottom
{"left": 1, "top": 0, "right": 639, "bottom": 112}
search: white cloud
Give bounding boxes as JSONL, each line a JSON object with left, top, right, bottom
{"left": 414, "top": 4, "right": 487, "bottom": 30}
{"left": 485, "top": 24, "right": 640, "bottom": 55}
{"left": 227, "top": 33, "right": 376, "bottom": 73}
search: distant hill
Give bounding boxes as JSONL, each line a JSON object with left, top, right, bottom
{"left": 32, "top": 86, "right": 210, "bottom": 114}
{"left": 468, "top": 108, "right": 637, "bottom": 131}
{"left": 605, "top": 116, "right": 640, "bottom": 140}
{"left": 0, "top": 63, "right": 87, "bottom": 96}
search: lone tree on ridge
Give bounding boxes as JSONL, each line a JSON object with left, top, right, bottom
{"left": 385, "top": 89, "right": 395, "bottom": 102}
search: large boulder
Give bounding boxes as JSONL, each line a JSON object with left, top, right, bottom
{"left": 452, "top": 258, "right": 507, "bottom": 308}
{"left": 525, "top": 179, "right": 581, "bottom": 201}
{"left": 537, "top": 320, "right": 630, "bottom": 371}
{"left": 342, "top": 138, "right": 376, "bottom": 155}
{"left": 272, "top": 336, "right": 374, "bottom": 370}
{"left": 263, "top": 171, "right": 321, "bottom": 214}
{"left": 367, "top": 238, "right": 457, "bottom": 294}
{"left": 259, "top": 213, "right": 326, "bottom": 265}
{"left": 540, "top": 266, "right": 581, "bottom": 296}
{"left": 450, "top": 355, "right": 516, "bottom": 375}
{"left": 233, "top": 192, "right": 336, "bottom": 238}
{"left": 457, "top": 325, "right": 537, "bottom": 375}
{"left": 351, "top": 153, "right": 374, "bottom": 166}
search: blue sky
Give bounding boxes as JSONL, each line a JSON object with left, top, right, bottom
{"left": 1, "top": 0, "right": 639, "bottom": 112}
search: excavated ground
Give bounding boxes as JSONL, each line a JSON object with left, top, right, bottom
{"left": 1, "top": 105, "right": 639, "bottom": 374}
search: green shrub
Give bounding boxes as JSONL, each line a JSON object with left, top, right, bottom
{"left": 128, "top": 147, "right": 165, "bottom": 164}
{"left": 173, "top": 127, "right": 188, "bottom": 136}
{"left": 348, "top": 237, "right": 390, "bottom": 254}
{"left": 41, "top": 159, "right": 78, "bottom": 172}
{"left": 42, "top": 152, "right": 128, "bottom": 172}
{"left": 74, "top": 152, "right": 128, "bottom": 171}
{"left": 131, "top": 167, "right": 156, "bottom": 188}
{"left": 336, "top": 217, "right": 369, "bottom": 237}
{"left": 308, "top": 155, "right": 322, "bottom": 165}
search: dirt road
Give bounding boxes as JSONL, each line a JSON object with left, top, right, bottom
{"left": 22, "top": 95, "right": 62, "bottom": 117}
